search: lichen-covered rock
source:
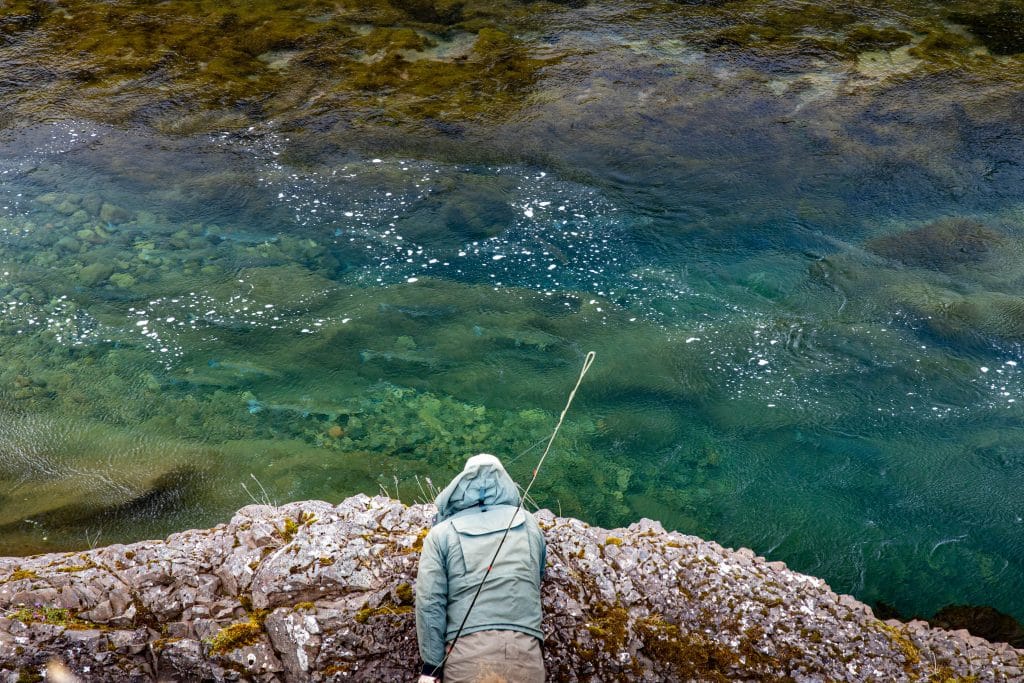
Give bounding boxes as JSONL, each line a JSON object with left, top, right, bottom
{"left": 0, "top": 495, "right": 1021, "bottom": 681}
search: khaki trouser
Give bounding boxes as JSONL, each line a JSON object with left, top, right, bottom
{"left": 444, "top": 629, "right": 545, "bottom": 683}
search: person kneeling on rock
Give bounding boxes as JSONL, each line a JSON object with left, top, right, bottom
{"left": 415, "top": 453, "right": 547, "bottom": 683}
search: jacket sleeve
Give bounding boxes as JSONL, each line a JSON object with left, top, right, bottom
{"left": 540, "top": 534, "right": 547, "bottom": 581}
{"left": 415, "top": 527, "right": 449, "bottom": 670}
{"left": 529, "top": 514, "right": 547, "bottom": 582}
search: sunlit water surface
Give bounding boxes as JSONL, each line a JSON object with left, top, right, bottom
{"left": 1, "top": 0, "right": 1024, "bottom": 625}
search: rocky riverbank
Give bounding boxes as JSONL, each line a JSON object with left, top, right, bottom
{"left": 1, "top": 495, "right": 1021, "bottom": 681}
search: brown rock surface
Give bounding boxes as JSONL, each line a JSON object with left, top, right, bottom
{"left": 0, "top": 495, "right": 1021, "bottom": 681}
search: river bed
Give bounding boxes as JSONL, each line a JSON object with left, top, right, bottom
{"left": 1, "top": 0, "right": 1023, "bottom": 622}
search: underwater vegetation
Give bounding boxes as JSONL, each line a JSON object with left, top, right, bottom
{"left": 949, "top": 4, "right": 1024, "bottom": 57}
{"left": 865, "top": 218, "right": 1004, "bottom": 272}
{"left": 4, "top": 0, "right": 1022, "bottom": 251}
{"left": 812, "top": 210, "right": 1024, "bottom": 349}
{"left": 0, "top": 0, "right": 1022, "bottom": 142}
{"left": 0, "top": 0, "right": 559, "bottom": 129}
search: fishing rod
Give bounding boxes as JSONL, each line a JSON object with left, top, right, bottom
{"left": 429, "top": 350, "right": 596, "bottom": 677}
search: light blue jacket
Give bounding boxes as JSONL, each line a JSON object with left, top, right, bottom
{"left": 415, "top": 456, "right": 546, "bottom": 670}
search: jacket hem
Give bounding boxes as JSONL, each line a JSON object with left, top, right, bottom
{"left": 446, "top": 623, "right": 544, "bottom": 643}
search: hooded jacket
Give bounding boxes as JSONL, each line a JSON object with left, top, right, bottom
{"left": 415, "top": 454, "right": 546, "bottom": 674}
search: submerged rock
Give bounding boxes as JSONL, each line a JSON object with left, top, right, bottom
{"left": 1, "top": 495, "right": 1021, "bottom": 681}
{"left": 930, "top": 605, "right": 1024, "bottom": 650}
{"left": 865, "top": 217, "right": 1004, "bottom": 272}
{"left": 77, "top": 262, "right": 114, "bottom": 286}
{"left": 950, "top": 7, "right": 1024, "bottom": 56}
{"left": 0, "top": 411, "right": 209, "bottom": 535}
{"left": 99, "top": 202, "right": 133, "bottom": 225}
{"left": 894, "top": 285, "right": 1024, "bottom": 345}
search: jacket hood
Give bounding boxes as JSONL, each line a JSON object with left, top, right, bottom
{"left": 433, "top": 453, "right": 520, "bottom": 523}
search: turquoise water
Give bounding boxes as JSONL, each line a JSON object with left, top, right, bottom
{"left": 1, "top": 0, "right": 1024, "bottom": 623}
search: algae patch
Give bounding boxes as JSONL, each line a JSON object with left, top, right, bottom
{"left": 0, "top": 0, "right": 560, "bottom": 127}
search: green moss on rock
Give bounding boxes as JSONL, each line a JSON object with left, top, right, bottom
{"left": 395, "top": 581, "right": 415, "bottom": 605}
{"left": 207, "top": 618, "right": 263, "bottom": 655}
{"left": 354, "top": 601, "right": 414, "bottom": 623}
{"left": 875, "top": 620, "right": 922, "bottom": 666}
{"left": 6, "top": 569, "right": 38, "bottom": 581}
{"left": 584, "top": 602, "right": 629, "bottom": 651}
{"left": 10, "top": 606, "right": 99, "bottom": 631}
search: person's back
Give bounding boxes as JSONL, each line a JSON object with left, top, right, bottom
{"left": 415, "top": 454, "right": 546, "bottom": 683}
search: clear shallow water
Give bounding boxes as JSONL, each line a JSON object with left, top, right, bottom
{"left": 1, "top": 0, "right": 1024, "bottom": 624}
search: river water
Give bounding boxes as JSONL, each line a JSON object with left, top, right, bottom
{"left": 1, "top": 0, "right": 1023, "bottom": 622}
